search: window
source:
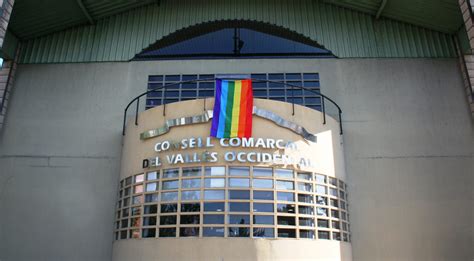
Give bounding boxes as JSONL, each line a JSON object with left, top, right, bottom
{"left": 228, "top": 202, "right": 250, "bottom": 212}
{"left": 228, "top": 215, "right": 250, "bottom": 225}
{"left": 180, "top": 215, "right": 200, "bottom": 224}
{"left": 182, "top": 167, "right": 201, "bottom": 177}
{"left": 181, "top": 203, "right": 200, "bottom": 212}
{"left": 182, "top": 179, "right": 201, "bottom": 189}
{"left": 159, "top": 228, "right": 176, "bottom": 237}
{"left": 277, "top": 204, "right": 296, "bottom": 213}
{"left": 135, "top": 174, "right": 144, "bottom": 183}
{"left": 204, "top": 202, "right": 225, "bottom": 212}
{"left": 143, "top": 217, "right": 157, "bottom": 226}
{"left": 253, "top": 179, "right": 273, "bottom": 189}
{"left": 144, "top": 205, "right": 157, "bottom": 214}
{"left": 203, "top": 227, "right": 224, "bottom": 237}
{"left": 275, "top": 169, "right": 293, "bottom": 179}
{"left": 160, "top": 215, "right": 177, "bottom": 225}
{"left": 144, "top": 194, "right": 158, "bottom": 203}
{"left": 300, "top": 230, "right": 315, "bottom": 239}
{"left": 181, "top": 190, "right": 201, "bottom": 201}
{"left": 317, "top": 219, "right": 329, "bottom": 228}
{"left": 161, "top": 192, "right": 178, "bottom": 201}
{"left": 147, "top": 171, "right": 158, "bottom": 180}
{"left": 276, "top": 181, "right": 294, "bottom": 190}
{"left": 163, "top": 180, "right": 179, "bottom": 190}
{"left": 253, "top": 190, "right": 273, "bottom": 200}
{"left": 315, "top": 174, "right": 326, "bottom": 184}
{"left": 316, "top": 185, "right": 327, "bottom": 194}
{"left": 229, "top": 178, "right": 250, "bottom": 187}
{"left": 180, "top": 227, "right": 199, "bottom": 237}
{"left": 297, "top": 182, "right": 312, "bottom": 192}
{"left": 277, "top": 192, "right": 294, "bottom": 202}
{"left": 277, "top": 216, "right": 296, "bottom": 226}
{"left": 298, "top": 194, "right": 313, "bottom": 203}
{"left": 297, "top": 172, "right": 312, "bottom": 180}
{"left": 299, "top": 217, "right": 315, "bottom": 227}
{"left": 228, "top": 227, "right": 250, "bottom": 237}
{"left": 204, "top": 178, "right": 225, "bottom": 188}
{"left": 253, "top": 228, "right": 274, "bottom": 238}
{"left": 163, "top": 169, "right": 179, "bottom": 178}
{"left": 203, "top": 214, "right": 225, "bottom": 224}
{"left": 253, "top": 215, "right": 274, "bottom": 225}
{"left": 160, "top": 204, "right": 177, "bottom": 213}
{"left": 204, "top": 190, "right": 225, "bottom": 200}
{"left": 205, "top": 166, "right": 225, "bottom": 176}
{"left": 146, "top": 182, "right": 158, "bottom": 192}
{"left": 253, "top": 203, "right": 273, "bottom": 213}
{"left": 278, "top": 228, "right": 296, "bottom": 238}
{"left": 299, "top": 206, "right": 314, "bottom": 215}
{"left": 229, "top": 167, "right": 249, "bottom": 176}
{"left": 253, "top": 167, "right": 273, "bottom": 177}
{"left": 142, "top": 228, "right": 156, "bottom": 238}
{"left": 228, "top": 190, "right": 250, "bottom": 200}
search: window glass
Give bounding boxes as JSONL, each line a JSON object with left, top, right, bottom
{"left": 142, "top": 228, "right": 156, "bottom": 238}
{"left": 317, "top": 207, "right": 328, "bottom": 217}
{"left": 332, "top": 232, "right": 341, "bottom": 241}
{"left": 228, "top": 227, "right": 250, "bottom": 237}
{"left": 228, "top": 215, "right": 250, "bottom": 224}
{"left": 253, "top": 167, "right": 273, "bottom": 177}
{"left": 132, "top": 195, "right": 143, "bottom": 205}
{"left": 123, "top": 197, "right": 130, "bottom": 207}
{"left": 330, "top": 198, "right": 339, "bottom": 207}
{"left": 300, "top": 230, "right": 315, "bottom": 239}
{"left": 275, "top": 169, "right": 293, "bottom": 179}
{"left": 253, "top": 179, "right": 273, "bottom": 189}
{"left": 144, "top": 205, "right": 157, "bottom": 214}
{"left": 131, "top": 207, "right": 141, "bottom": 216}
{"left": 277, "top": 192, "right": 294, "bottom": 202}
{"left": 253, "top": 203, "right": 274, "bottom": 213}
{"left": 125, "top": 177, "right": 132, "bottom": 186}
{"left": 204, "top": 178, "right": 225, "bottom": 188}
{"left": 161, "top": 192, "right": 178, "bottom": 201}
{"left": 277, "top": 216, "right": 296, "bottom": 226}
{"left": 203, "top": 227, "right": 225, "bottom": 237}
{"left": 146, "top": 171, "right": 158, "bottom": 180}
{"left": 229, "top": 178, "right": 250, "bottom": 187}
{"left": 180, "top": 215, "right": 200, "bottom": 224}
{"left": 298, "top": 194, "right": 313, "bottom": 203}
{"left": 315, "top": 174, "right": 326, "bottom": 183}
{"left": 228, "top": 190, "right": 250, "bottom": 200}
{"left": 146, "top": 182, "right": 158, "bottom": 192}
{"left": 163, "top": 168, "right": 179, "bottom": 178}
{"left": 163, "top": 180, "right": 179, "bottom": 190}
{"left": 331, "top": 209, "right": 339, "bottom": 218}
{"left": 276, "top": 180, "right": 294, "bottom": 190}
{"left": 297, "top": 182, "right": 312, "bottom": 192}
{"left": 204, "top": 202, "right": 225, "bottom": 212}
{"left": 316, "top": 185, "right": 327, "bottom": 194}
{"left": 253, "top": 228, "right": 274, "bottom": 238}
{"left": 160, "top": 203, "right": 177, "bottom": 213}
{"left": 160, "top": 215, "right": 177, "bottom": 225}
{"left": 205, "top": 166, "right": 225, "bottom": 176}
{"left": 278, "top": 228, "right": 296, "bottom": 238}
{"left": 135, "top": 174, "right": 144, "bottom": 183}
{"left": 182, "top": 167, "right": 202, "bottom": 177}
{"left": 134, "top": 185, "right": 143, "bottom": 194}
{"left": 159, "top": 228, "right": 176, "bottom": 237}
{"left": 182, "top": 178, "right": 201, "bottom": 189}
{"left": 228, "top": 202, "right": 250, "bottom": 212}
{"left": 253, "top": 215, "right": 274, "bottom": 225}
{"left": 316, "top": 196, "right": 327, "bottom": 205}
{"left": 143, "top": 216, "right": 157, "bottom": 226}
{"left": 122, "top": 209, "right": 129, "bottom": 218}
{"left": 204, "top": 190, "right": 225, "bottom": 200}
{"left": 299, "top": 217, "right": 315, "bottom": 227}
{"left": 229, "top": 166, "right": 250, "bottom": 176}
{"left": 181, "top": 190, "right": 201, "bottom": 201}
{"left": 144, "top": 194, "right": 158, "bottom": 203}
{"left": 329, "top": 187, "right": 338, "bottom": 196}
{"left": 253, "top": 190, "right": 274, "bottom": 200}
{"left": 317, "top": 219, "right": 329, "bottom": 228}
{"left": 332, "top": 220, "right": 340, "bottom": 229}
{"left": 298, "top": 206, "right": 314, "bottom": 215}
{"left": 297, "top": 172, "right": 312, "bottom": 180}
{"left": 203, "top": 214, "right": 225, "bottom": 224}
{"left": 181, "top": 203, "right": 200, "bottom": 212}
{"left": 277, "top": 203, "right": 296, "bottom": 213}
{"left": 180, "top": 227, "right": 199, "bottom": 237}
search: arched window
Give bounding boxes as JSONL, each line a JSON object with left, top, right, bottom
{"left": 135, "top": 21, "right": 334, "bottom": 59}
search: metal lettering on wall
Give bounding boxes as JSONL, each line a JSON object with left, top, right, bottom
{"left": 140, "top": 107, "right": 317, "bottom": 142}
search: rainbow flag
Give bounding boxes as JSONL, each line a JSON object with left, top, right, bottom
{"left": 210, "top": 79, "right": 253, "bottom": 138}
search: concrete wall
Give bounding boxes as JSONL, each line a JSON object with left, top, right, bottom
{"left": 0, "top": 58, "right": 472, "bottom": 261}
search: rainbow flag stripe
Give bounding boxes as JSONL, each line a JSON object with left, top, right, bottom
{"left": 210, "top": 79, "right": 253, "bottom": 138}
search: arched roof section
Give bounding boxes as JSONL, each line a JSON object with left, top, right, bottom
{"left": 19, "top": 0, "right": 456, "bottom": 63}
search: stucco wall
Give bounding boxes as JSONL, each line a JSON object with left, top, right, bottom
{"left": 0, "top": 58, "right": 472, "bottom": 261}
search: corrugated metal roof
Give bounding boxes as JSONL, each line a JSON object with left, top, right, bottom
{"left": 18, "top": 0, "right": 457, "bottom": 63}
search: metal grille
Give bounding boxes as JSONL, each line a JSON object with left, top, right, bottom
{"left": 146, "top": 73, "right": 321, "bottom": 111}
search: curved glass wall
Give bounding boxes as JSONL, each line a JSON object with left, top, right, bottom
{"left": 115, "top": 166, "right": 350, "bottom": 241}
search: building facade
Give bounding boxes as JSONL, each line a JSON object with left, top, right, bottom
{"left": 0, "top": 1, "right": 473, "bottom": 261}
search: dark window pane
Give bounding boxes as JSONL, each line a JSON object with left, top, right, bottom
{"left": 228, "top": 202, "right": 250, "bottom": 212}
{"left": 299, "top": 217, "right": 315, "bottom": 227}
{"left": 277, "top": 216, "right": 296, "bottom": 226}
{"left": 298, "top": 206, "right": 314, "bottom": 215}
{"left": 253, "top": 203, "right": 274, "bottom": 213}
{"left": 161, "top": 204, "right": 177, "bottom": 213}
{"left": 278, "top": 228, "right": 296, "bottom": 238}
{"left": 203, "top": 227, "right": 225, "bottom": 237}
{"left": 143, "top": 216, "right": 157, "bottom": 226}
{"left": 144, "top": 205, "right": 158, "bottom": 214}
{"left": 204, "top": 202, "right": 225, "bottom": 212}
{"left": 318, "top": 219, "right": 329, "bottom": 228}
{"left": 277, "top": 204, "right": 296, "bottom": 213}
{"left": 180, "top": 215, "right": 200, "bottom": 224}
{"left": 228, "top": 227, "right": 250, "bottom": 237}
{"left": 149, "top": 75, "right": 163, "bottom": 82}
{"left": 142, "top": 228, "right": 156, "bottom": 238}
{"left": 253, "top": 228, "right": 274, "bottom": 238}
{"left": 203, "top": 214, "right": 225, "bottom": 224}
{"left": 298, "top": 194, "right": 314, "bottom": 203}
{"left": 318, "top": 231, "right": 330, "bottom": 240}
{"left": 228, "top": 190, "right": 250, "bottom": 200}
{"left": 165, "top": 75, "right": 180, "bottom": 81}
{"left": 181, "top": 203, "right": 200, "bottom": 212}
{"left": 180, "top": 227, "right": 199, "bottom": 237}
{"left": 160, "top": 215, "right": 176, "bottom": 225}
{"left": 300, "top": 230, "right": 315, "bottom": 239}
{"left": 253, "top": 215, "right": 274, "bottom": 225}
{"left": 182, "top": 74, "right": 197, "bottom": 81}
{"left": 159, "top": 228, "right": 176, "bottom": 237}
{"left": 228, "top": 215, "right": 250, "bottom": 225}
{"left": 253, "top": 190, "right": 274, "bottom": 200}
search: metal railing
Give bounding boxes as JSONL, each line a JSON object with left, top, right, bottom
{"left": 123, "top": 78, "right": 343, "bottom": 135}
